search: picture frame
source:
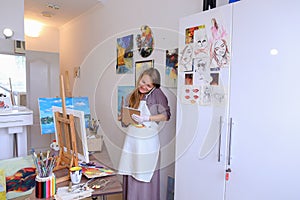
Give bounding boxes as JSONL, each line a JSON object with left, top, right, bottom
{"left": 135, "top": 60, "right": 154, "bottom": 85}
{"left": 52, "top": 106, "right": 89, "bottom": 163}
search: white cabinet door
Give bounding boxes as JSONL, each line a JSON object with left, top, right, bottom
{"left": 226, "top": 0, "right": 300, "bottom": 199}
{"left": 175, "top": 5, "right": 232, "bottom": 200}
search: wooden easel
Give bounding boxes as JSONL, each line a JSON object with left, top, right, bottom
{"left": 65, "top": 70, "right": 72, "bottom": 97}
{"left": 54, "top": 75, "right": 78, "bottom": 183}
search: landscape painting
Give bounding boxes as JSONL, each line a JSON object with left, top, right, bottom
{"left": 38, "top": 97, "right": 91, "bottom": 134}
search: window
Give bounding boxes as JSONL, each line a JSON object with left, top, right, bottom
{"left": 0, "top": 54, "right": 26, "bottom": 95}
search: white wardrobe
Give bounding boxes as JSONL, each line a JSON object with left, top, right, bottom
{"left": 175, "top": 0, "right": 300, "bottom": 199}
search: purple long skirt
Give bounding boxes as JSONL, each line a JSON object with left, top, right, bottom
{"left": 122, "top": 170, "right": 160, "bottom": 200}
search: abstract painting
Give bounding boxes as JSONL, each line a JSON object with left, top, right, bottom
{"left": 165, "top": 48, "right": 178, "bottom": 88}
{"left": 116, "top": 34, "right": 134, "bottom": 74}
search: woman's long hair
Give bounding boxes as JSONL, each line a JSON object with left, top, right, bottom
{"left": 129, "top": 68, "right": 161, "bottom": 109}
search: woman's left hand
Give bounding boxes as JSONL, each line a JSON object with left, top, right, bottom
{"left": 131, "top": 114, "right": 150, "bottom": 124}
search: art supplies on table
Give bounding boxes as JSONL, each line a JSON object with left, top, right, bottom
{"left": 31, "top": 149, "right": 57, "bottom": 198}
{"left": 69, "top": 166, "right": 82, "bottom": 184}
{"left": 79, "top": 162, "right": 115, "bottom": 179}
{"left": 31, "top": 149, "right": 57, "bottom": 178}
{"left": 35, "top": 173, "right": 56, "bottom": 198}
{"left": 86, "top": 178, "right": 115, "bottom": 190}
{"left": 55, "top": 184, "right": 93, "bottom": 200}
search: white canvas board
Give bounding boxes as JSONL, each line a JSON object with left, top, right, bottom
{"left": 52, "top": 106, "right": 89, "bottom": 163}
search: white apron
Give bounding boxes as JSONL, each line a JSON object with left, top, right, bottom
{"left": 118, "top": 98, "right": 160, "bottom": 182}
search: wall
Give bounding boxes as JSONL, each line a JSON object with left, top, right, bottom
{"left": 59, "top": 0, "right": 228, "bottom": 198}
{"left": 0, "top": 0, "right": 24, "bottom": 41}
{"left": 25, "top": 26, "right": 60, "bottom": 53}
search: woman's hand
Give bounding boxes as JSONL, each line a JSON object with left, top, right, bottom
{"left": 131, "top": 114, "right": 150, "bottom": 124}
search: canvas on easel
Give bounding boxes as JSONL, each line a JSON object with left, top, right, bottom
{"left": 52, "top": 106, "right": 89, "bottom": 163}
{"left": 53, "top": 75, "right": 78, "bottom": 183}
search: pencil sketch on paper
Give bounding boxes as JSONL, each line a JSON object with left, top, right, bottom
{"left": 179, "top": 44, "right": 193, "bottom": 72}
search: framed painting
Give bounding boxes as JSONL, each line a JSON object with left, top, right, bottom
{"left": 135, "top": 60, "right": 154, "bottom": 85}
{"left": 52, "top": 106, "right": 89, "bottom": 163}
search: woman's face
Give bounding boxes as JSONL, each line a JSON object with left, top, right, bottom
{"left": 138, "top": 74, "right": 154, "bottom": 94}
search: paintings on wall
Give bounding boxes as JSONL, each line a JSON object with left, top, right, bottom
{"left": 115, "top": 25, "right": 178, "bottom": 89}
{"left": 38, "top": 97, "right": 91, "bottom": 134}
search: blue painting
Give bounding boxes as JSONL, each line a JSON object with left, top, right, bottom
{"left": 117, "top": 86, "right": 134, "bottom": 113}
{"left": 38, "top": 97, "right": 91, "bottom": 134}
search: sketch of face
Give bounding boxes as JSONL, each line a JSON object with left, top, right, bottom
{"left": 181, "top": 44, "right": 193, "bottom": 65}
{"left": 214, "top": 39, "right": 226, "bottom": 57}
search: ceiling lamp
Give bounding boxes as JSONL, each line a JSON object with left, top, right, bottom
{"left": 24, "top": 19, "right": 43, "bottom": 37}
{"left": 3, "top": 28, "right": 14, "bottom": 39}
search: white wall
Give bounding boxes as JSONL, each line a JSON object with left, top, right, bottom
{"left": 25, "top": 26, "right": 59, "bottom": 53}
{"left": 0, "top": 0, "right": 24, "bottom": 41}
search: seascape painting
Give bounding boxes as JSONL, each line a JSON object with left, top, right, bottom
{"left": 38, "top": 97, "right": 91, "bottom": 134}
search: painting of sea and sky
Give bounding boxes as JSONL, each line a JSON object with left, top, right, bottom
{"left": 38, "top": 97, "right": 91, "bottom": 134}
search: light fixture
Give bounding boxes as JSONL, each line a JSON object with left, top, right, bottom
{"left": 24, "top": 19, "right": 43, "bottom": 37}
{"left": 3, "top": 28, "right": 14, "bottom": 39}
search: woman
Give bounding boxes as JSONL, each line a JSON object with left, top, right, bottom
{"left": 118, "top": 68, "right": 171, "bottom": 200}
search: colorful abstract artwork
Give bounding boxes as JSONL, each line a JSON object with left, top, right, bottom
{"left": 38, "top": 97, "right": 91, "bottom": 134}
{"left": 136, "top": 25, "right": 154, "bottom": 58}
{"left": 116, "top": 34, "right": 134, "bottom": 74}
{"left": 165, "top": 48, "right": 178, "bottom": 88}
{"left": 0, "top": 156, "right": 35, "bottom": 199}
